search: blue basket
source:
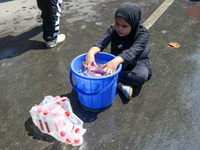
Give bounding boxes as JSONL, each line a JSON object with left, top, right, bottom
{"left": 70, "top": 52, "right": 122, "bottom": 110}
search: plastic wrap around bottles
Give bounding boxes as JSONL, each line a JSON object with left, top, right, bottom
{"left": 70, "top": 52, "right": 122, "bottom": 110}
{"left": 29, "top": 95, "right": 86, "bottom": 146}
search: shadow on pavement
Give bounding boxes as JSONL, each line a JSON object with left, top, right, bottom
{"left": 61, "top": 86, "right": 143, "bottom": 122}
{"left": 0, "top": 26, "right": 46, "bottom": 60}
{"left": 0, "top": 0, "right": 13, "bottom": 3}
{"left": 25, "top": 118, "right": 64, "bottom": 150}
{"left": 61, "top": 89, "right": 106, "bottom": 123}
{"left": 25, "top": 117, "right": 57, "bottom": 142}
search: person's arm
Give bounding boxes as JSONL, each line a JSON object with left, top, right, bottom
{"left": 83, "top": 25, "right": 115, "bottom": 69}
{"left": 83, "top": 46, "right": 100, "bottom": 69}
{"left": 91, "top": 24, "right": 114, "bottom": 51}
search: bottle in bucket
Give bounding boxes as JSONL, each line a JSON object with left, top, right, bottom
{"left": 88, "top": 64, "right": 105, "bottom": 76}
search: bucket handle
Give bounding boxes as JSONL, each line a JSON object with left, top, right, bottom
{"left": 70, "top": 70, "right": 117, "bottom": 96}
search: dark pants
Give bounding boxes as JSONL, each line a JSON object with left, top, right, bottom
{"left": 37, "top": 0, "right": 62, "bottom": 41}
{"left": 118, "top": 65, "right": 150, "bottom": 86}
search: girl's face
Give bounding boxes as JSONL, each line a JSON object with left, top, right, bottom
{"left": 115, "top": 17, "right": 131, "bottom": 37}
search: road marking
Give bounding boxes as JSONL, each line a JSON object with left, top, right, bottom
{"left": 143, "top": 0, "right": 174, "bottom": 30}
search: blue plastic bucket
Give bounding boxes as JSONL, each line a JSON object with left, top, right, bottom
{"left": 70, "top": 52, "right": 122, "bottom": 110}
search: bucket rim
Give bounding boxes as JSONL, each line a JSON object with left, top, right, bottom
{"left": 70, "top": 52, "right": 122, "bottom": 79}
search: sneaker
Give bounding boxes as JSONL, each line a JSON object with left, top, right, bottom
{"left": 122, "top": 85, "right": 133, "bottom": 99}
{"left": 46, "top": 34, "right": 66, "bottom": 48}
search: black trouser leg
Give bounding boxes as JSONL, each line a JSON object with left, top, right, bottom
{"left": 37, "top": 0, "right": 62, "bottom": 41}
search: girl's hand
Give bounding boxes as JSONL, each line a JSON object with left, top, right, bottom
{"left": 102, "top": 61, "right": 118, "bottom": 75}
{"left": 83, "top": 47, "right": 100, "bottom": 69}
{"left": 83, "top": 53, "right": 97, "bottom": 69}
{"left": 102, "top": 56, "right": 124, "bottom": 75}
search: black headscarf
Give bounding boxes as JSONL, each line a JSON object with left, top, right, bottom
{"left": 111, "top": 2, "right": 148, "bottom": 52}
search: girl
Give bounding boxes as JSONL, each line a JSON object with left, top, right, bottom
{"left": 83, "top": 2, "right": 152, "bottom": 99}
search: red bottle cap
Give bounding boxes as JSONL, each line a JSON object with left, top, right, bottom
{"left": 60, "top": 130, "right": 66, "bottom": 137}
{"left": 37, "top": 107, "right": 43, "bottom": 113}
{"left": 74, "top": 137, "right": 80, "bottom": 143}
{"left": 61, "top": 98, "right": 67, "bottom": 102}
{"left": 65, "top": 111, "right": 70, "bottom": 117}
{"left": 48, "top": 105, "right": 53, "bottom": 110}
{"left": 55, "top": 96, "right": 61, "bottom": 100}
{"left": 52, "top": 111, "right": 58, "bottom": 116}
{"left": 75, "top": 128, "right": 81, "bottom": 134}
{"left": 43, "top": 110, "right": 49, "bottom": 115}
{"left": 66, "top": 138, "right": 71, "bottom": 144}
{"left": 55, "top": 101, "right": 60, "bottom": 105}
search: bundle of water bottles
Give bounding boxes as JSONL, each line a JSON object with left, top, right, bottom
{"left": 29, "top": 95, "right": 86, "bottom": 146}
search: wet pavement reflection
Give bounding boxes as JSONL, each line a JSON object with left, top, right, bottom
{"left": 0, "top": 0, "right": 200, "bottom": 149}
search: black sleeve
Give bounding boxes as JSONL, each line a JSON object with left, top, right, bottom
{"left": 91, "top": 25, "right": 115, "bottom": 51}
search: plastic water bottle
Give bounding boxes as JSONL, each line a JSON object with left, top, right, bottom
{"left": 62, "top": 121, "right": 74, "bottom": 135}
{"left": 78, "top": 64, "right": 105, "bottom": 77}
{"left": 40, "top": 95, "right": 56, "bottom": 106}
{"left": 55, "top": 95, "right": 61, "bottom": 100}
{"left": 88, "top": 64, "right": 104, "bottom": 76}
{"left": 43, "top": 109, "right": 51, "bottom": 133}
{"left": 53, "top": 112, "right": 67, "bottom": 132}
{"left": 68, "top": 113, "right": 83, "bottom": 127}
{"left": 29, "top": 105, "right": 38, "bottom": 127}
{"left": 59, "top": 97, "right": 73, "bottom": 114}
{"left": 58, "top": 122, "right": 74, "bottom": 143}
{"left": 37, "top": 107, "right": 44, "bottom": 132}
{"left": 65, "top": 128, "right": 85, "bottom": 146}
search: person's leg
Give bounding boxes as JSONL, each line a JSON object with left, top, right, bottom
{"left": 118, "top": 65, "right": 149, "bottom": 86}
{"left": 43, "top": 0, "right": 60, "bottom": 41}
{"left": 117, "top": 65, "right": 149, "bottom": 99}
{"left": 42, "top": 0, "right": 65, "bottom": 47}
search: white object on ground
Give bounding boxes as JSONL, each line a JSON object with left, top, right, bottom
{"left": 30, "top": 95, "right": 86, "bottom": 146}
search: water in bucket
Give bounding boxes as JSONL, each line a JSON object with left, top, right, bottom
{"left": 77, "top": 63, "right": 106, "bottom": 77}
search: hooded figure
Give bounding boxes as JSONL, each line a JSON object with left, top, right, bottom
{"left": 85, "top": 2, "right": 152, "bottom": 99}
{"left": 113, "top": 2, "right": 143, "bottom": 48}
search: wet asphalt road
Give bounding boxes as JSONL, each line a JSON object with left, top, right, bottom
{"left": 1, "top": 0, "right": 200, "bottom": 150}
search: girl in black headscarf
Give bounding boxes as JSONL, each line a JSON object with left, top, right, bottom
{"left": 83, "top": 2, "right": 152, "bottom": 99}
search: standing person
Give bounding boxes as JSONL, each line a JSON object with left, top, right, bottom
{"left": 37, "top": 0, "right": 65, "bottom": 48}
{"left": 83, "top": 2, "right": 152, "bottom": 99}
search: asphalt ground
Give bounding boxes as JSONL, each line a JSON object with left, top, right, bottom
{"left": 1, "top": 0, "right": 200, "bottom": 149}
